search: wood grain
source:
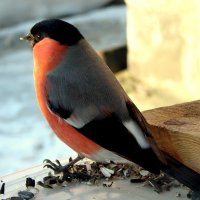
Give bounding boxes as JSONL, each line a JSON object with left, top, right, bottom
{"left": 143, "top": 100, "right": 200, "bottom": 173}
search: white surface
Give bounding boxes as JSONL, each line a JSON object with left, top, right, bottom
{"left": 0, "top": 162, "right": 189, "bottom": 200}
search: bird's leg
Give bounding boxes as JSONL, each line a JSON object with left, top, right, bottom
{"left": 43, "top": 154, "right": 84, "bottom": 174}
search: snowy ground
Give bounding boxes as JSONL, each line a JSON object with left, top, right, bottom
{"left": 0, "top": 49, "right": 76, "bottom": 176}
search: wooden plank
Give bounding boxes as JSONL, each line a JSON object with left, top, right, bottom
{"left": 143, "top": 100, "right": 200, "bottom": 174}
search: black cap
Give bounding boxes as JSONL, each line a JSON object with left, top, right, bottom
{"left": 28, "top": 19, "right": 84, "bottom": 46}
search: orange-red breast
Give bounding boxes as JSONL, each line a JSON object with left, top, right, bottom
{"left": 22, "top": 19, "right": 200, "bottom": 191}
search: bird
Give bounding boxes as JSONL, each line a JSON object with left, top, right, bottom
{"left": 21, "top": 19, "right": 200, "bottom": 194}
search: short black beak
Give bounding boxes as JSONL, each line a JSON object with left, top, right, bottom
{"left": 20, "top": 33, "right": 35, "bottom": 46}
{"left": 20, "top": 33, "right": 34, "bottom": 42}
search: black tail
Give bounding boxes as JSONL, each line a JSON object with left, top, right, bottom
{"left": 161, "top": 154, "right": 200, "bottom": 191}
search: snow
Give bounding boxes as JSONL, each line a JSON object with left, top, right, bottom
{"left": 0, "top": 50, "right": 76, "bottom": 176}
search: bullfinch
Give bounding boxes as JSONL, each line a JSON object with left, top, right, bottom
{"left": 21, "top": 19, "right": 200, "bottom": 192}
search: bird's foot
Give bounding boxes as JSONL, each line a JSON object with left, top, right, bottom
{"left": 43, "top": 154, "right": 84, "bottom": 174}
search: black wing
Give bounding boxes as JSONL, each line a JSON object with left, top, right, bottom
{"left": 45, "top": 74, "right": 163, "bottom": 174}
{"left": 78, "top": 110, "right": 163, "bottom": 174}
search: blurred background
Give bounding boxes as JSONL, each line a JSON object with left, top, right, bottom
{"left": 0, "top": 0, "right": 200, "bottom": 176}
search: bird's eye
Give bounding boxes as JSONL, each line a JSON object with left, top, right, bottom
{"left": 34, "top": 34, "right": 42, "bottom": 42}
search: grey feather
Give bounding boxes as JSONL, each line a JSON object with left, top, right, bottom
{"left": 47, "top": 39, "right": 130, "bottom": 123}
{"left": 46, "top": 39, "right": 150, "bottom": 149}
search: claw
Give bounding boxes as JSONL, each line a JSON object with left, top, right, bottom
{"left": 43, "top": 159, "right": 62, "bottom": 173}
{"left": 55, "top": 159, "right": 62, "bottom": 166}
{"left": 43, "top": 164, "right": 57, "bottom": 171}
{"left": 43, "top": 159, "right": 59, "bottom": 168}
{"left": 43, "top": 155, "right": 84, "bottom": 174}
{"left": 43, "top": 159, "right": 51, "bottom": 163}
{"left": 45, "top": 165, "right": 63, "bottom": 174}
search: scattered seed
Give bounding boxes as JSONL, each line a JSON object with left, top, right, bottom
{"left": 2, "top": 159, "right": 183, "bottom": 199}
{"left": 102, "top": 181, "right": 113, "bottom": 187}
{"left": 187, "top": 191, "right": 192, "bottom": 198}
{"left": 26, "top": 177, "right": 35, "bottom": 188}
{"left": 100, "top": 167, "right": 114, "bottom": 178}
{"left": 139, "top": 170, "right": 149, "bottom": 177}
{"left": 0, "top": 182, "right": 5, "bottom": 194}
{"left": 86, "top": 163, "right": 92, "bottom": 173}
{"left": 148, "top": 179, "right": 162, "bottom": 193}
{"left": 37, "top": 181, "right": 53, "bottom": 189}
{"left": 18, "top": 191, "right": 34, "bottom": 200}
{"left": 123, "top": 169, "right": 129, "bottom": 177}
{"left": 176, "top": 192, "right": 181, "bottom": 197}
{"left": 130, "top": 178, "right": 145, "bottom": 183}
